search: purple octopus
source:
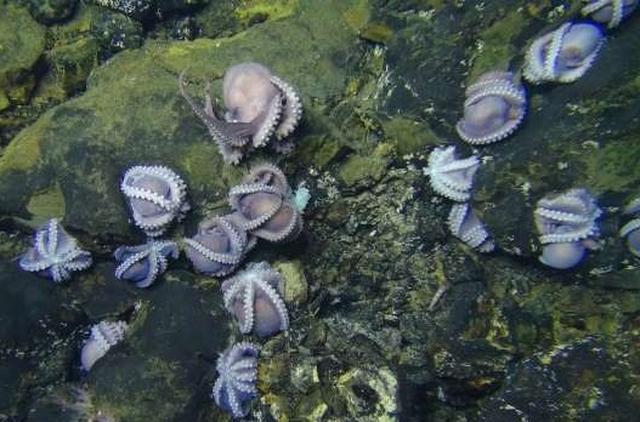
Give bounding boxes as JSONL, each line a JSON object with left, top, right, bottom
{"left": 228, "top": 163, "right": 303, "bottom": 243}
{"left": 582, "top": 0, "right": 638, "bottom": 28}
{"left": 534, "top": 188, "right": 602, "bottom": 269}
{"left": 524, "top": 22, "right": 604, "bottom": 84}
{"left": 221, "top": 261, "right": 289, "bottom": 337}
{"left": 179, "top": 63, "right": 302, "bottom": 164}
{"left": 456, "top": 71, "right": 526, "bottom": 145}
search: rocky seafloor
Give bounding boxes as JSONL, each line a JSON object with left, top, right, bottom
{"left": 1, "top": 0, "right": 640, "bottom": 420}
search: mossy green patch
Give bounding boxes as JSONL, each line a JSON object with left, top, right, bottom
{"left": 469, "top": 10, "right": 526, "bottom": 81}
{"left": 343, "top": 0, "right": 371, "bottom": 33}
{"left": 0, "top": 114, "right": 44, "bottom": 173}
{"left": 339, "top": 143, "right": 393, "bottom": 187}
{"left": 294, "top": 135, "right": 344, "bottom": 168}
{"left": 0, "top": 3, "right": 46, "bottom": 104}
{"left": 581, "top": 134, "right": 640, "bottom": 194}
{"left": 236, "top": 0, "right": 299, "bottom": 24}
{"left": 26, "top": 183, "right": 65, "bottom": 223}
{"left": 382, "top": 116, "right": 441, "bottom": 155}
{"left": 359, "top": 22, "right": 394, "bottom": 44}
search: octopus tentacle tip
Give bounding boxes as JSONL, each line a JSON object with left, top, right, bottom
{"left": 19, "top": 219, "right": 93, "bottom": 283}
{"left": 114, "top": 239, "right": 179, "bottom": 288}
{"left": 534, "top": 188, "right": 602, "bottom": 269}
{"left": 424, "top": 146, "right": 479, "bottom": 202}
{"left": 179, "top": 62, "right": 302, "bottom": 164}
{"left": 211, "top": 342, "right": 259, "bottom": 419}
{"left": 221, "top": 261, "right": 289, "bottom": 338}
{"left": 120, "top": 165, "right": 189, "bottom": 237}
{"left": 524, "top": 22, "right": 604, "bottom": 84}
{"left": 456, "top": 71, "right": 526, "bottom": 145}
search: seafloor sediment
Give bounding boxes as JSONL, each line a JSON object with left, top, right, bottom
{"left": 1, "top": 0, "right": 639, "bottom": 420}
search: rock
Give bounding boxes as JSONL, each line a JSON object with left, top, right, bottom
{"left": 18, "top": 0, "right": 78, "bottom": 24}
{"left": 273, "top": 259, "right": 308, "bottom": 306}
{"left": 87, "top": 270, "right": 230, "bottom": 420}
{"left": 0, "top": 260, "right": 84, "bottom": 419}
{"left": 0, "top": 0, "right": 362, "bottom": 239}
{"left": 478, "top": 338, "right": 639, "bottom": 420}
{"left": 0, "top": 4, "right": 46, "bottom": 108}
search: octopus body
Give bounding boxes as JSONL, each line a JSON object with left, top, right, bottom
{"left": 114, "top": 239, "right": 179, "bottom": 288}
{"left": 184, "top": 215, "right": 255, "bottom": 277}
{"left": 534, "top": 188, "right": 602, "bottom": 269}
{"left": 448, "top": 203, "right": 495, "bottom": 252}
{"left": 582, "top": 0, "right": 638, "bottom": 28}
{"left": 229, "top": 163, "right": 303, "bottom": 242}
{"left": 211, "top": 342, "right": 259, "bottom": 419}
{"left": 80, "top": 320, "right": 128, "bottom": 371}
{"left": 456, "top": 71, "right": 526, "bottom": 145}
{"left": 221, "top": 261, "right": 289, "bottom": 337}
{"left": 524, "top": 22, "right": 604, "bottom": 84}
{"left": 120, "top": 165, "right": 189, "bottom": 237}
{"left": 19, "top": 219, "right": 93, "bottom": 283}
{"left": 423, "top": 146, "right": 480, "bottom": 202}
{"left": 179, "top": 63, "right": 302, "bottom": 164}
{"left": 619, "top": 196, "right": 640, "bottom": 257}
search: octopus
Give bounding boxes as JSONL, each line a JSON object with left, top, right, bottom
{"left": 456, "top": 71, "right": 526, "bottom": 145}
{"left": 184, "top": 215, "right": 255, "bottom": 277}
{"left": 114, "top": 239, "right": 179, "bottom": 288}
{"left": 120, "top": 165, "right": 190, "bottom": 237}
{"left": 524, "top": 22, "right": 604, "bottom": 84}
{"left": 228, "top": 163, "right": 303, "bottom": 242}
{"left": 80, "top": 320, "right": 128, "bottom": 371}
{"left": 179, "top": 62, "right": 303, "bottom": 164}
{"left": 582, "top": 0, "right": 638, "bottom": 28}
{"left": 448, "top": 203, "right": 495, "bottom": 252}
{"left": 423, "top": 146, "right": 480, "bottom": 202}
{"left": 211, "top": 342, "right": 259, "bottom": 419}
{"left": 19, "top": 218, "right": 93, "bottom": 283}
{"left": 221, "top": 261, "right": 289, "bottom": 337}
{"left": 619, "top": 196, "right": 640, "bottom": 257}
{"left": 534, "top": 188, "right": 602, "bottom": 269}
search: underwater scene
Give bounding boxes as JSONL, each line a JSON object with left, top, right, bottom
{"left": 1, "top": 0, "right": 640, "bottom": 420}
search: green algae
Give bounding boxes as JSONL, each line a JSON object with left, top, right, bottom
{"left": 339, "top": 143, "right": 393, "bottom": 187}
{"left": 235, "top": 0, "right": 299, "bottom": 24}
{"left": 274, "top": 259, "right": 308, "bottom": 306}
{"left": 0, "top": 4, "right": 46, "bottom": 105}
{"left": 26, "top": 183, "right": 66, "bottom": 223}
{"left": 469, "top": 10, "right": 526, "bottom": 81}
{"left": 382, "top": 116, "right": 441, "bottom": 155}
{"left": 582, "top": 134, "right": 640, "bottom": 194}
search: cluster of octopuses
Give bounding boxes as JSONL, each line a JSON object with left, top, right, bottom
{"left": 18, "top": 59, "right": 309, "bottom": 418}
{"left": 424, "top": 0, "right": 640, "bottom": 269}
{"left": 14, "top": 0, "right": 640, "bottom": 417}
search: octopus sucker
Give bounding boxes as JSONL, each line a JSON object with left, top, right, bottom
{"left": 19, "top": 219, "right": 93, "bottom": 283}
{"left": 180, "top": 63, "right": 302, "bottom": 164}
